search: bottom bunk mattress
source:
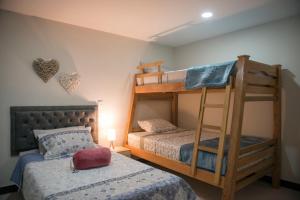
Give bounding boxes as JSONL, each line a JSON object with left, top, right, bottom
{"left": 13, "top": 151, "right": 196, "bottom": 200}
{"left": 128, "top": 129, "right": 219, "bottom": 160}
{"left": 128, "top": 129, "right": 267, "bottom": 175}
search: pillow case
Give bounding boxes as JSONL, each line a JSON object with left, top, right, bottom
{"left": 33, "top": 126, "right": 85, "bottom": 154}
{"left": 38, "top": 126, "right": 96, "bottom": 160}
{"left": 72, "top": 147, "right": 111, "bottom": 170}
{"left": 19, "top": 149, "right": 39, "bottom": 156}
{"left": 138, "top": 118, "right": 177, "bottom": 133}
{"left": 33, "top": 126, "right": 85, "bottom": 139}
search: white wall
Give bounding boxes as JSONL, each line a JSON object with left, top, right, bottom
{"left": 0, "top": 10, "right": 173, "bottom": 187}
{"left": 1, "top": 9, "right": 299, "bottom": 187}
{"left": 174, "top": 15, "right": 300, "bottom": 183}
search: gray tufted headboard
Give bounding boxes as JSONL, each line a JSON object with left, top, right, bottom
{"left": 10, "top": 105, "right": 98, "bottom": 156}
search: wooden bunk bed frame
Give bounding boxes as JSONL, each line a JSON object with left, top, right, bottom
{"left": 124, "top": 55, "right": 281, "bottom": 200}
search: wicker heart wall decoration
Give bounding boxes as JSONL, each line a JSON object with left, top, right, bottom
{"left": 32, "top": 58, "right": 59, "bottom": 83}
{"left": 58, "top": 72, "right": 80, "bottom": 94}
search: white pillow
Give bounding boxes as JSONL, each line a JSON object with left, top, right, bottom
{"left": 33, "top": 126, "right": 85, "bottom": 154}
{"left": 33, "top": 126, "right": 85, "bottom": 139}
{"left": 38, "top": 126, "right": 96, "bottom": 160}
{"left": 138, "top": 119, "right": 177, "bottom": 133}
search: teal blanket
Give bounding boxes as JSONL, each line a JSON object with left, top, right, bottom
{"left": 185, "top": 61, "right": 236, "bottom": 89}
{"left": 180, "top": 136, "right": 266, "bottom": 175}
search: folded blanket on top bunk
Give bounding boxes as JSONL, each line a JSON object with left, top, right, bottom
{"left": 185, "top": 60, "right": 236, "bottom": 89}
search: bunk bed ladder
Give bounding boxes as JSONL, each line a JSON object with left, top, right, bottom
{"left": 191, "top": 78, "right": 233, "bottom": 186}
{"left": 214, "top": 79, "right": 232, "bottom": 184}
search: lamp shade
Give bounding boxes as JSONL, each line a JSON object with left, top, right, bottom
{"left": 107, "top": 128, "right": 116, "bottom": 141}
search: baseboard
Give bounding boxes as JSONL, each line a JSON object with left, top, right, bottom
{"left": 0, "top": 185, "right": 18, "bottom": 195}
{"left": 261, "top": 176, "right": 300, "bottom": 191}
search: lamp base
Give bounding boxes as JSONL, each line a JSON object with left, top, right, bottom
{"left": 109, "top": 141, "right": 114, "bottom": 150}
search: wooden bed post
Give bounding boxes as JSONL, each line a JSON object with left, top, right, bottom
{"left": 222, "top": 55, "right": 249, "bottom": 200}
{"left": 272, "top": 65, "right": 282, "bottom": 188}
{"left": 171, "top": 93, "right": 178, "bottom": 126}
{"left": 124, "top": 75, "right": 138, "bottom": 145}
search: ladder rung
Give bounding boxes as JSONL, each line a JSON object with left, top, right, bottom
{"left": 198, "top": 146, "right": 218, "bottom": 153}
{"left": 245, "top": 96, "right": 275, "bottom": 102}
{"left": 204, "top": 104, "right": 224, "bottom": 108}
{"left": 202, "top": 124, "right": 222, "bottom": 131}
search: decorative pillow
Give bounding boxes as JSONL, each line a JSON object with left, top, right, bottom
{"left": 33, "top": 126, "right": 85, "bottom": 154}
{"left": 38, "top": 127, "right": 96, "bottom": 160}
{"left": 72, "top": 147, "right": 111, "bottom": 170}
{"left": 138, "top": 119, "right": 177, "bottom": 133}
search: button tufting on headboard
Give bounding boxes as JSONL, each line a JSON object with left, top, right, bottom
{"left": 10, "top": 105, "right": 98, "bottom": 156}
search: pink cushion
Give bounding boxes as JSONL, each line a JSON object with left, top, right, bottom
{"left": 73, "top": 147, "right": 111, "bottom": 170}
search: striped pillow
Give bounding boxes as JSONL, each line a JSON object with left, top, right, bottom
{"left": 138, "top": 119, "right": 177, "bottom": 133}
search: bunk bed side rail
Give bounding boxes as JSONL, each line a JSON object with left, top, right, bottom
{"left": 245, "top": 60, "right": 278, "bottom": 96}
{"left": 236, "top": 139, "right": 276, "bottom": 191}
{"left": 136, "top": 61, "right": 164, "bottom": 85}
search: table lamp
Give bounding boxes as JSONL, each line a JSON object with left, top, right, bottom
{"left": 107, "top": 128, "right": 116, "bottom": 150}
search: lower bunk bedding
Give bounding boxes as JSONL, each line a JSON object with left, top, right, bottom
{"left": 12, "top": 151, "right": 196, "bottom": 200}
{"left": 128, "top": 129, "right": 267, "bottom": 175}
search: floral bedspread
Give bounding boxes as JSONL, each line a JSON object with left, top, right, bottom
{"left": 22, "top": 152, "right": 197, "bottom": 200}
{"left": 128, "top": 129, "right": 219, "bottom": 160}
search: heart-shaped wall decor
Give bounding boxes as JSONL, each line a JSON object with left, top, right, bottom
{"left": 58, "top": 72, "right": 80, "bottom": 94}
{"left": 33, "top": 58, "right": 59, "bottom": 83}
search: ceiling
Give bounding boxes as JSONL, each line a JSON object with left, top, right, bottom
{"left": 1, "top": 0, "right": 299, "bottom": 47}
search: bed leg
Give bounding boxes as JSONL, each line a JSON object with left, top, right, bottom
{"left": 272, "top": 167, "right": 281, "bottom": 188}
{"left": 222, "top": 189, "right": 234, "bottom": 200}
{"left": 222, "top": 182, "right": 236, "bottom": 200}
{"left": 271, "top": 118, "right": 281, "bottom": 188}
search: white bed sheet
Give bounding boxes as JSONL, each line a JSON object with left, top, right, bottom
{"left": 136, "top": 69, "right": 187, "bottom": 85}
{"left": 128, "top": 129, "right": 219, "bottom": 160}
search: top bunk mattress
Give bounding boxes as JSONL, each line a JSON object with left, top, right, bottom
{"left": 136, "top": 69, "right": 187, "bottom": 85}
{"left": 136, "top": 60, "right": 236, "bottom": 89}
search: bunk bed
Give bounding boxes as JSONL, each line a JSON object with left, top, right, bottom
{"left": 124, "top": 55, "right": 281, "bottom": 200}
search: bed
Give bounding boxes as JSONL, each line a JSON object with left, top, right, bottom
{"left": 125, "top": 56, "right": 281, "bottom": 200}
{"left": 10, "top": 106, "right": 197, "bottom": 200}
{"left": 128, "top": 128, "right": 268, "bottom": 175}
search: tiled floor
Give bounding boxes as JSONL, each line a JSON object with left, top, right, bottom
{"left": 148, "top": 160, "right": 300, "bottom": 200}
{"left": 184, "top": 175, "right": 300, "bottom": 200}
